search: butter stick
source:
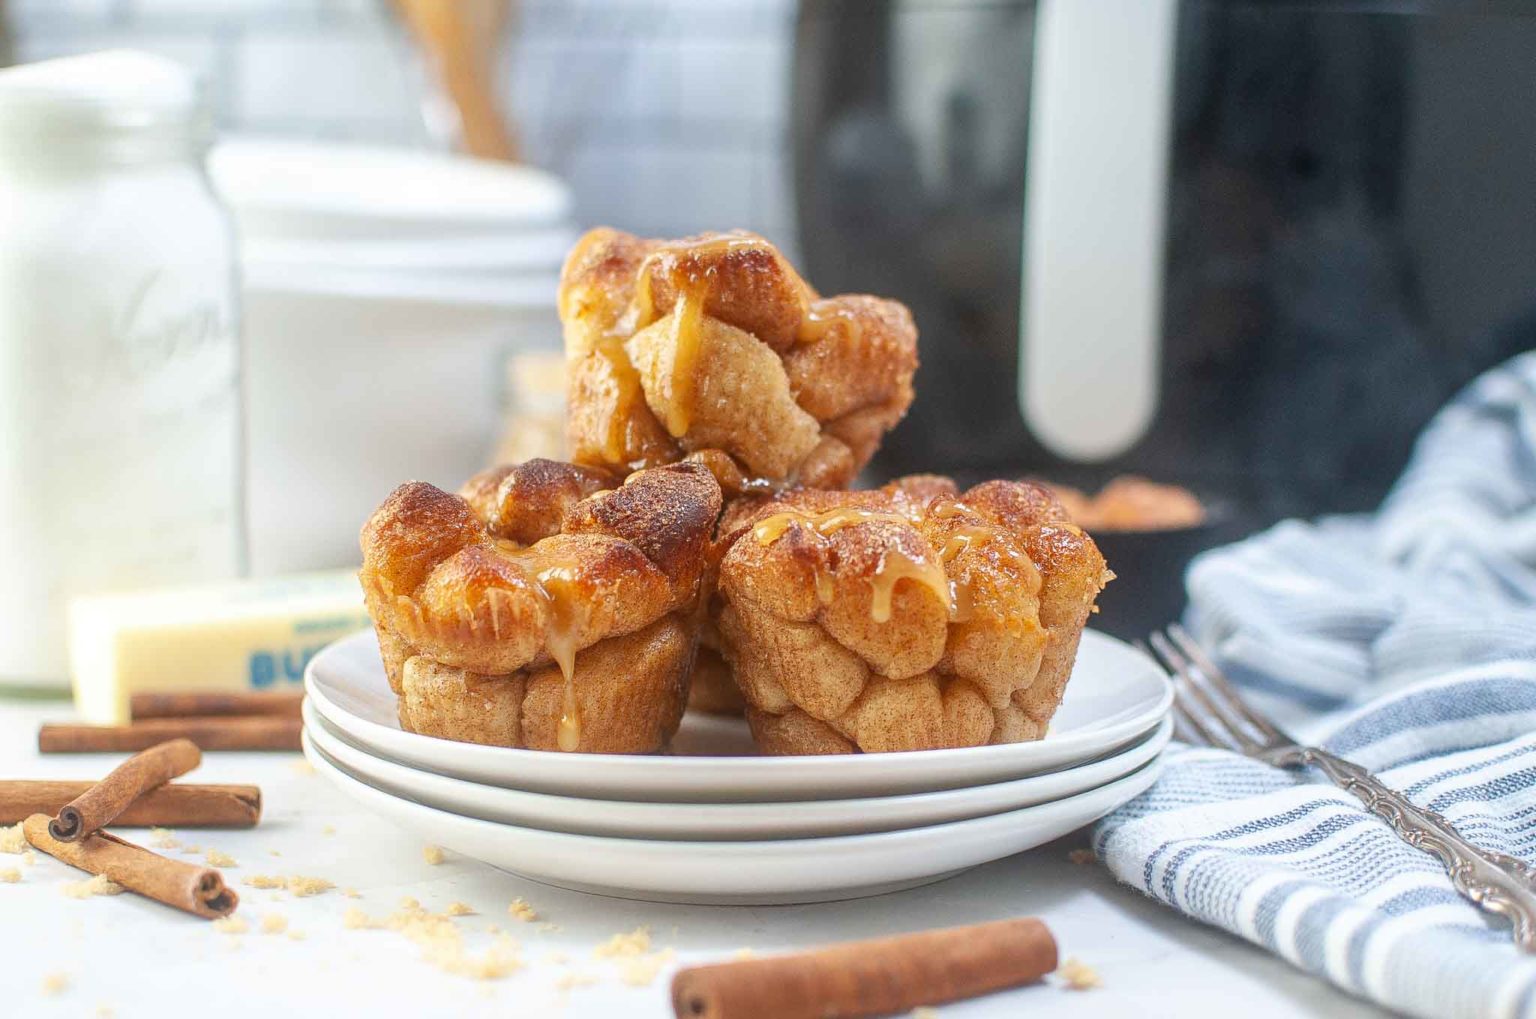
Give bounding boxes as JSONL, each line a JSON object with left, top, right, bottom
{"left": 69, "top": 570, "right": 371, "bottom": 724}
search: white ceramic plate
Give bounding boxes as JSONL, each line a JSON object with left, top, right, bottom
{"left": 304, "top": 732, "right": 1162, "bottom": 905}
{"left": 303, "top": 697, "right": 1172, "bottom": 840}
{"left": 306, "top": 628, "right": 1171, "bottom": 802}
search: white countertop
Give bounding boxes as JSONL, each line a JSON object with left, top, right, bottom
{"left": 0, "top": 699, "right": 1383, "bottom": 1019}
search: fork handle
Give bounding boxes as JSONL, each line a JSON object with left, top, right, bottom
{"left": 1293, "top": 747, "right": 1536, "bottom": 951}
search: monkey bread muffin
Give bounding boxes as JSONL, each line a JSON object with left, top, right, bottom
{"left": 714, "top": 476, "right": 1111, "bottom": 754}
{"left": 359, "top": 459, "right": 722, "bottom": 754}
{"left": 558, "top": 228, "right": 918, "bottom": 490}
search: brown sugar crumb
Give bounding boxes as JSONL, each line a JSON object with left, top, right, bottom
{"left": 445, "top": 902, "right": 475, "bottom": 917}
{"left": 507, "top": 898, "right": 538, "bottom": 922}
{"left": 342, "top": 887, "right": 360, "bottom": 899}
{"left": 21, "top": 849, "right": 35, "bottom": 866}
{"left": 1068, "top": 848, "right": 1096, "bottom": 866}
{"left": 286, "top": 876, "right": 335, "bottom": 897}
{"left": 260, "top": 914, "right": 289, "bottom": 935}
{"left": 348, "top": 899, "right": 524, "bottom": 980}
{"left": 205, "top": 849, "right": 238, "bottom": 868}
{"left": 343, "top": 907, "right": 381, "bottom": 931}
{"left": 1058, "top": 957, "right": 1101, "bottom": 991}
{"left": 594, "top": 926, "right": 651, "bottom": 958}
{"left": 0, "top": 822, "right": 26, "bottom": 854}
{"left": 63, "top": 874, "right": 123, "bottom": 899}
{"left": 149, "top": 828, "right": 179, "bottom": 850}
{"left": 618, "top": 948, "right": 676, "bottom": 987}
{"left": 212, "top": 916, "right": 249, "bottom": 935}
{"left": 242, "top": 874, "right": 332, "bottom": 896}
{"left": 41, "top": 973, "right": 69, "bottom": 995}
{"left": 556, "top": 972, "right": 598, "bottom": 991}
{"left": 422, "top": 845, "right": 446, "bottom": 866}
{"left": 179, "top": 844, "right": 203, "bottom": 855}
{"left": 0, "top": 867, "right": 20, "bottom": 884}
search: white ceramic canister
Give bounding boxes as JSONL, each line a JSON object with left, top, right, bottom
{"left": 0, "top": 51, "right": 244, "bottom": 689}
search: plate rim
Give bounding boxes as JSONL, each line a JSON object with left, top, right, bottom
{"left": 305, "top": 627, "right": 1173, "bottom": 782}
{"left": 303, "top": 728, "right": 1163, "bottom": 856}
{"left": 303, "top": 697, "right": 1173, "bottom": 837}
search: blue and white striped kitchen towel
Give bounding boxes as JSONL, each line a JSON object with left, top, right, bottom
{"left": 1093, "top": 351, "right": 1536, "bottom": 1019}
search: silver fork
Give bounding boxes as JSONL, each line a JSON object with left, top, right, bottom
{"left": 1147, "top": 622, "right": 1536, "bottom": 952}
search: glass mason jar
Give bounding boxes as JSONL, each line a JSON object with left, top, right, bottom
{"left": 0, "top": 52, "right": 244, "bottom": 690}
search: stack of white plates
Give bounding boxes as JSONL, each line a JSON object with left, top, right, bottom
{"left": 303, "top": 629, "right": 1173, "bottom": 905}
{"left": 208, "top": 139, "right": 579, "bottom": 576}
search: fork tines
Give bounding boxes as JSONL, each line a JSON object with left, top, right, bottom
{"left": 1145, "top": 624, "right": 1287, "bottom": 755}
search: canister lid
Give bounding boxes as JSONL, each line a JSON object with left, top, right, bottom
{"left": 0, "top": 49, "right": 205, "bottom": 137}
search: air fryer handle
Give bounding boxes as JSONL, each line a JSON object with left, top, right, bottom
{"left": 1018, "top": 0, "right": 1178, "bottom": 463}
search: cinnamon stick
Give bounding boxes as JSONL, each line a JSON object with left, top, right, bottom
{"left": 48, "top": 738, "right": 201, "bottom": 842}
{"left": 130, "top": 690, "right": 304, "bottom": 721}
{"left": 0, "top": 781, "right": 261, "bottom": 828}
{"left": 39, "top": 716, "right": 302, "bottom": 753}
{"left": 23, "top": 815, "right": 238, "bottom": 919}
{"left": 670, "top": 918, "right": 1058, "bottom": 1019}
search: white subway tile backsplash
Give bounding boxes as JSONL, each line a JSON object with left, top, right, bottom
{"left": 232, "top": 25, "right": 417, "bottom": 126}
{"left": 6, "top": 0, "right": 798, "bottom": 243}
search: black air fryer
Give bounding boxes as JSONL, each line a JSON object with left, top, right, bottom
{"left": 794, "top": 0, "right": 1536, "bottom": 635}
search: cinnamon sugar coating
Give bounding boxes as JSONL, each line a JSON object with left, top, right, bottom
{"left": 558, "top": 228, "right": 917, "bottom": 488}
{"left": 714, "top": 478, "right": 1111, "bottom": 754}
{"left": 359, "top": 460, "right": 722, "bottom": 752}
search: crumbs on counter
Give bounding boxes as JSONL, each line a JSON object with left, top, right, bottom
{"left": 287, "top": 929, "right": 307, "bottom": 941}
{"left": 594, "top": 926, "right": 651, "bottom": 958}
{"left": 243, "top": 874, "right": 334, "bottom": 897}
{"left": 342, "top": 887, "right": 360, "bottom": 899}
{"left": 343, "top": 898, "right": 524, "bottom": 980}
{"left": 445, "top": 902, "right": 475, "bottom": 917}
{"left": 1058, "top": 957, "right": 1101, "bottom": 990}
{"left": 912, "top": 1008, "right": 940, "bottom": 1019}
{"left": 1, "top": 822, "right": 26, "bottom": 854}
{"left": 507, "top": 897, "right": 538, "bottom": 922}
{"left": 322, "top": 824, "right": 336, "bottom": 836}
{"left": 41, "top": 973, "right": 69, "bottom": 995}
{"left": 212, "top": 916, "right": 248, "bottom": 936}
{"left": 618, "top": 948, "right": 676, "bottom": 987}
{"left": 205, "top": 849, "right": 237, "bottom": 868}
{"left": 422, "top": 845, "right": 446, "bottom": 866}
{"left": 149, "top": 828, "right": 179, "bottom": 849}
{"left": 178, "top": 844, "right": 203, "bottom": 855}
{"left": 260, "top": 914, "right": 288, "bottom": 935}
{"left": 63, "top": 875, "right": 124, "bottom": 899}
{"left": 0, "top": 867, "right": 20, "bottom": 883}
{"left": 555, "top": 972, "right": 598, "bottom": 991}
{"left": 290, "top": 760, "right": 317, "bottom": 777}
{"left": 732, "top": 948, "right": 757, "bottom": 960}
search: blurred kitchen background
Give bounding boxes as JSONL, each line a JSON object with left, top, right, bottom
{"left": 1, "top": 0, "right": 798, "bottom": 242}
{"left": 3, "top": 0, "right": 1535, "bottom": 692}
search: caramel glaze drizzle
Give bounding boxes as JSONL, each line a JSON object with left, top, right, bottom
{"left": 486, "top": 543, "right": 585, "bottom": 751}
{"left": 749, "top": 498, "right": 1025, "bottom": 627}
{"left": 632, "top": 235, "right": 763, "bottom": 439}
{"left": 752, "top": 507, "right": 952, "bottom": 620}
